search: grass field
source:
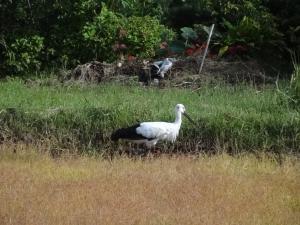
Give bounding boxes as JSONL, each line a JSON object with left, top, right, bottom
{"left": 0, "top": 144, "right": 299, "bottom": 225}
{"left": 0, "top": 78, "right": 299, "bottom": 224}
{"left": 0, "top": 78, "right": 299, "bottom": 153}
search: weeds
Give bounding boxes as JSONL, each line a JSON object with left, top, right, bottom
{"left": 290, "top": 53, "right": 300, "bottom": 106}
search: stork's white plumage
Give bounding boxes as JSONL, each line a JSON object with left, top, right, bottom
{"left": 111, "top": 104, "right": 195, "bottom": 148}
{"left": 156, "top": 58, "right": 173, "bottom": 78}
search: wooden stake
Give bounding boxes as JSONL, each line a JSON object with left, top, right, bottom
{"left": 198, "top": 24, "right": 215, "bottom": 74}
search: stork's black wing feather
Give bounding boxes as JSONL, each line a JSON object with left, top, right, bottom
{"left": 111, "top": 124, "right": 148, "bottom": 141}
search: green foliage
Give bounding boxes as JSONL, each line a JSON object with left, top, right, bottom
{"left": 180, "top": 27, "right": 198, "bottom": 45}
{"left": 83, "top": 6, "right": 174, "bottom": 61}
{"left": 0, "top": 0, "right": 298, "bottom": 75}
{"left": 213, "top": 1, "right": 283, "bottom": 54}
{"left": 106, "top": 0, "right": 164, "bottom": 18}
{"left": 4, "top": 35, "right": 44, "bottom": 74}
{"left": 194, "top": 24, "right": 216, "bottom": 37}
{"left": 170, "top": 0, "right": 283, "bottom": 57}
{"left": 214, "top": 17, "right": 264, "bottom": 56}
{"left": 222, "top": 16, "right": 281, "bottom": 48}
{"left": 0, "top": 1, "right": 172, "bottom": 72}
{"left": 264, "top": 0, "right": 300, "bottom": 54}
{"left": 123, "top": 16, "right": 174, "bottom": 58}
{"left": 83, "top": 5, "right": 124, "bottom": 62}
{"left": 222, "top": 17, "right": 260, "bottom": 45}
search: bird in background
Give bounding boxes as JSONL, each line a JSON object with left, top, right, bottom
{"left": 152, "top": 58, "right": 176, "bottom": 79}
{"left": 111, "top": 104, "right": 195, "bottom": 148}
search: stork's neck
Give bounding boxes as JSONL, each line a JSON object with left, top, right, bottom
{"left": 174, "top": 110, "right": 182, "bottom": 125}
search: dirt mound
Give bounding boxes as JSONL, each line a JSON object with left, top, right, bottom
{"left": 65, "top": 57, "right": 274, "bottom": 86}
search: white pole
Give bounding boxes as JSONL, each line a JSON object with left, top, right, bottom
{"left": 198, "top": 24, "right": 215, "bottom": 74}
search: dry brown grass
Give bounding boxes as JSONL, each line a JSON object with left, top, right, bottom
{"left": 0, "top": 144, "right": 299, "bottom": 225}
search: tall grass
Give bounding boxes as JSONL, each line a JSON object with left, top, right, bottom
{"left": 0, "top": 79, "right": 299, "bottom": 153}
{"left": 0, "top": 144, "right": 299, "bottom": 225}
{"left": 290, "top": 53, "right": 300, "bottom": 106}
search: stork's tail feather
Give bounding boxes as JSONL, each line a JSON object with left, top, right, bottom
{"left": 111, "top": 129, "right": 122, "bottom": 141}
{"left": 111, "top": 124, "right": 143, "bottom": 141}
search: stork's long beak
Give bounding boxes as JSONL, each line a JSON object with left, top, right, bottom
{"left": 183, "top": 112, "right": 196, "bottom": 125}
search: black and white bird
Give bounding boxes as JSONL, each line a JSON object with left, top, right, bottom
{"left": 111, "top": 104, "right": 195, "bottom": 148}
{"left": 152, "top": 58, "right": 176, "bottom": 79}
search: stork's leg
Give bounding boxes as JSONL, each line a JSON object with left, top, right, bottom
{"left": 130, "top": 143, "right": 140, "bottom": 157}
{"left": 135, "top": 143, "right": 146, "bottom": 156}
{"left": 144, "top": 139, "right": 161, "bottom": 158}
{"left": 150, "top": 145, "right": 163, "bottom": 158}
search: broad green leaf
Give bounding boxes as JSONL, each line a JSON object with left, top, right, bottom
{"left": 218, "top": 46, "right": 229, "bottom": 57}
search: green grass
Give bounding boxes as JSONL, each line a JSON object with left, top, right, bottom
{"left": 0, "top": 78, "right": 299, "bottom": 153}
{"left": 290, "top": 54, "right": 300, "bottom": 106}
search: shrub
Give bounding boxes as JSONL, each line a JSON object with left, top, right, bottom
{"left": 167, "top": 0, "right": 283, "bottom": 57}
{"left": 4, "top": 35, "right": 44, "bottom": 74}
{"left": 211, "top": 0, "right": 282, "bottom": 55}
{"left": 83, "top": 5, "right": 175, "bottom": 61}
{"left": 123, "top": 16, "right": 175, "bottom": 58}
{"left": 82, "top": 4, "right": 124, "bottom": 62}
{"left": 264, "top": 0, "right": 300, "bottom": 54}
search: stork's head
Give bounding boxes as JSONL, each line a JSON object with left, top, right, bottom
{"left": 175, "top": 104, "right": 196, "bottom": 125}
{"left": 175, "top": 104, "right": 186, "bottom": 114}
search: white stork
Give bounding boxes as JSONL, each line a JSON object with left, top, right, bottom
{"left": 111, "top": 104, "right": 195, "bottom": 148}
